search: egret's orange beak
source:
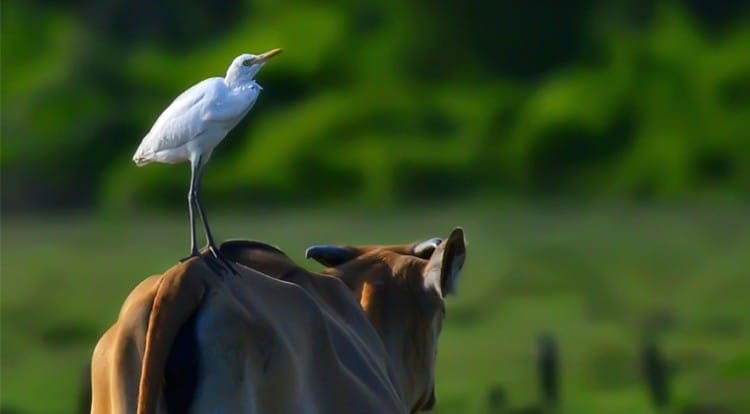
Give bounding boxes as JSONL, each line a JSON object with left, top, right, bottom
{"left": 256, "top": 48, "right": 283, "bottom": 63}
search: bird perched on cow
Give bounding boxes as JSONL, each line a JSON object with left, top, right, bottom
{"left": 132, "top": 49, "right": 282, "bottom": 274}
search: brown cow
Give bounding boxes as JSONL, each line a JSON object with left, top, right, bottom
{"left": 90, "top": 228, "right": 466, "bottom": 414}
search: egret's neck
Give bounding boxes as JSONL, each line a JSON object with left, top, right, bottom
{"left": 224, "top": 72, "right": 256, "bottom": 89}
{"left": 225, "top": 64, "right": 263, "bottom": 89}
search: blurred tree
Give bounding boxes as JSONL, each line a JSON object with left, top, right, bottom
{"left": 2, "top": 0, "right": 749, "bottom": 211}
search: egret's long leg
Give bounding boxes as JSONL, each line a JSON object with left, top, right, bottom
{"left": 182, "top": 156, "right": 225, "bottom": 275}
{"left": 194, "top": 157, "right": 237, "bottom": 274}
{"left": 194, "top": 160, "right": 218, "bottom": 250}
{"left": 184, "top": 157, "right": 200, "bottom": 259}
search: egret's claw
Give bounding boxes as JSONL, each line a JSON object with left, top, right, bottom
{"left": 207, "top": 245, "right": 239, "bottom": 275}
{"left": 179, "top": 249, "right": 201, "bottom": 263}
{"left": 179, "top": 250, "right": 225, "bottom": 276}
{"left": 203, "top": 254, "right": 228, "bottom": 276}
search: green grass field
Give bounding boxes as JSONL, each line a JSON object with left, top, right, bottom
{"left": 2, "top": 202, "right": 749, "bottom": 413}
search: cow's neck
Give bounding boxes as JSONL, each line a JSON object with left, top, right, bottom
{"left": 360, "top": 282, "right": 435, "bottom": 411}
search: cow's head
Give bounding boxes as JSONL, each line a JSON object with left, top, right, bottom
{"left": 306, "top": 227, "right": 466, "bottom": 412}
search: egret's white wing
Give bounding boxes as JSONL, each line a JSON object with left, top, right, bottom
{"left": 201, "top": 83, "right": 262, "bottom": 124}
{"left": 134, "top": 78, "right": 227, "bottom": 160}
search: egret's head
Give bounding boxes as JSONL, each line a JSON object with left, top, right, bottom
{"left": 226, "top": 48, "right": 283, "bottom": 85}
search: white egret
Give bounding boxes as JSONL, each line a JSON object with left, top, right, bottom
{"left": 133, "top": 49, "right": 283, "bottom": 273}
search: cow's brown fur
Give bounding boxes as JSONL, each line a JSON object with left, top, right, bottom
{"left": 90, "top": 228, "right": 465, "bottom": 414}
{"left": 318, "top": 228, "right": 466, "bottom": 412}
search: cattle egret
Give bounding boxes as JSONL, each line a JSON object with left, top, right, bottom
{"left": 132, "top": 49, "right": 282, "bottom": 273}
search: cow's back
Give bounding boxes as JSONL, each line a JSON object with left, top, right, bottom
{"left": 91, "top": 274, "right": 161, "bottom": 414}
{"left": 187, "top": 260, "right": 405, "bottom": 413}
{"left": 91, "top": 255, "right": 406, "bottom": 414}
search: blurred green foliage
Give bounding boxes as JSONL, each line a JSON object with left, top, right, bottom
{"left": 2, "top": 0, "right": 750, "bottom": 210}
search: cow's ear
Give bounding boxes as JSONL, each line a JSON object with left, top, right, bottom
{"left": 305, "top": 245, "right": 358, "bottom": 267}
{"left": 424, "top": 228, "right": 466, "bottom": 297}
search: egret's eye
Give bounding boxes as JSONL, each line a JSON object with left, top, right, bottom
{"left": 242, "top": 59, "right": 254, "bottom": 66}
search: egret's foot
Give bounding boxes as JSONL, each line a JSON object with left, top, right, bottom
{"left": 207, "top": 244, "right": 239, "bottom": 275}
{"left": 203, "top": 254, "right": 229, "bottom": 276}
{"left": 179, "top": 250, "right": 225, "bottom": 276}
{"left": 179, "top": 249, "right": 201, "bottom": 263}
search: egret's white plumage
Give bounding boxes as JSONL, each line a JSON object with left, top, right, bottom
{"left": 132, "top": 49, "right": 282, "bottom": 272}
{"left": 134, "top": 51, "right": 280, "bottom": 166}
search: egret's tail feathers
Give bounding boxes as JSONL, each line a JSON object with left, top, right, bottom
{"left": 133, "top": 154, "right": 151, "bottom": 167}
{"left": 133, "top": 146, "right": 153, "bottom": 166}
